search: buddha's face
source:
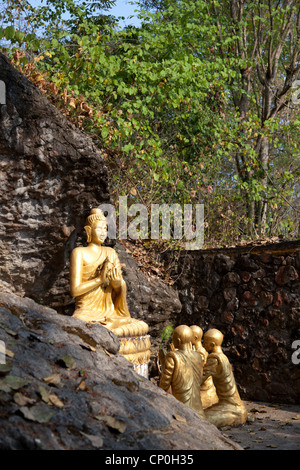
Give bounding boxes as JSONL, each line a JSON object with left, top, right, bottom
{"left": 90, "top": 220, "right": 107, "bottom": 244}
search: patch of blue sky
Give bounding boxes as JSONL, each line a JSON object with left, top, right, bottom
{"left": 27, "top": 0, "right": 142, "bottom": 27}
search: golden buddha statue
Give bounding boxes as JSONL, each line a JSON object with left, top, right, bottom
{"left": 159, "top": 325, "right": 205, "bottom": 418}
{"left": 201, "top": 328, "right": 247, "bottom": 427}
{"left": 190, "top": 325, "right": 218, "bottom": 409}
{"left": 70, "top": 208, "right": 151, "bottom": 376}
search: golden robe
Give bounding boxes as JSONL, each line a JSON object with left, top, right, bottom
{"left": 73, "top": 246, "right": 130, "bottom": 323}
{"left": 159, "top": 349, "right": 205, "bottom": 418}
{"left": 202, "top": 352, "right": 247, "bottom": 427}
{"left": 72, "top": 246, "right": 150, "bottom": 365}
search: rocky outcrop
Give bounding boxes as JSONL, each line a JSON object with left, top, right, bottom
{"left": 0, "top": 291, "right": 241, "bottom": 450}
{"left": 161, "top": 241, "right": 300, "bottom": 404}
{"left": 0, "top": 51, "right": 110, "bottom": 310}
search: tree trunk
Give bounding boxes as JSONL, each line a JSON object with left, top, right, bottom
{"left": 255, "top": 135, "right": 269, "bottom": 235}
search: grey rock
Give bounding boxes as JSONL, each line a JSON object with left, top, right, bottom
{"left": 214, "top": 254, "right": 236, "bottom": 273}
{"left": 0, "top": 291, "right": 241, "bottom": 450}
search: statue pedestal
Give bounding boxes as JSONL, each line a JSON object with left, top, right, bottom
{"left": 119, "top": 334, "right": 151, "bottom": 378}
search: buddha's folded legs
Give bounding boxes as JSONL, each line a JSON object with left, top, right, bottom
{"left": 110, "top": 319, "right": 149, "bottom": 338}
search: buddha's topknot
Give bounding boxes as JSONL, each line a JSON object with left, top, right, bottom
{"left": 86, "top": 208, "right": 106, "bottom": 227}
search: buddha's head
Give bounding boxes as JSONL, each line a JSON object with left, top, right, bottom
{"left": 203, "top": 328, "right": 223, "bottom": 353}
{"left": 190, "top": 325, "right": 203, "bottom": 346}
{"left": 84, "top": 208, "right": 107, "bottom": 245}
{"left": 172, "top": 325, "right": 193, "bottom": 351}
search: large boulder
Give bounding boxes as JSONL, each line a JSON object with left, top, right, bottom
{"left": 0, "top": 292, "right": 241, "bottom": 450}
{"left": 0, "top": 51, "right": 110, "bottom": 311}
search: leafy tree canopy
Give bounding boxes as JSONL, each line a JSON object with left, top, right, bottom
{"left": 1, "top": 0, "right": 299, "bottom": 250}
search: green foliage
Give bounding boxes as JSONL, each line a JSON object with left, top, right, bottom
{"left": 1, "top": 0, "right": 299, "bottom": 245}
{"left": 160, "top": 325, "right": 174, "bottom": 342}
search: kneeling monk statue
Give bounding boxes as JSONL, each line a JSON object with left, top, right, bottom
{"left": 159, "top": 325, "right": 205, "bottom": 418}
{"left": 202, "top": 328, "right": 247, "bottom": 427}
{"left": 70, "top": 207, "right": 151, "bottom": 377}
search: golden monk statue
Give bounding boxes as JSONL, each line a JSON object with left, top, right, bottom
{"left": 201, "top": 328, "right": 247, "bottom": 427}
{"left": 190, "top": 325, "right": 218, "bottom": 409}
{"left": 159, "top": 325, "right": 205, "bottom": 418}
{"left": 70, "top": 208, "right": 151, "bottom": 376}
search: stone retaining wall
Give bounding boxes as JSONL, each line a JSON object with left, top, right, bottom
{"left": 162, "top": 241, "right": 300, "bottom": 404}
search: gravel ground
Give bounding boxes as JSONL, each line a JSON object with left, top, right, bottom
{"left": 220, "top": 401, "right": 300, "bottom": 450}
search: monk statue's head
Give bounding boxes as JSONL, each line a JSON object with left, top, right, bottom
{"left": 172, "top": 325, "right": 193, "bottom": 351}
{"left": 190, "top": 325, "right": 203, "bottom": 346}
{"left": 203, "top": 328, "right": 224, "bottom": 353}
{"left": 84, "top": 208, "right": 107, "bottom": 244}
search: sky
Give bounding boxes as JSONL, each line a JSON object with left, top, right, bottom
{"left": 109, "top": 0, "right": 141, "bottom": 26}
